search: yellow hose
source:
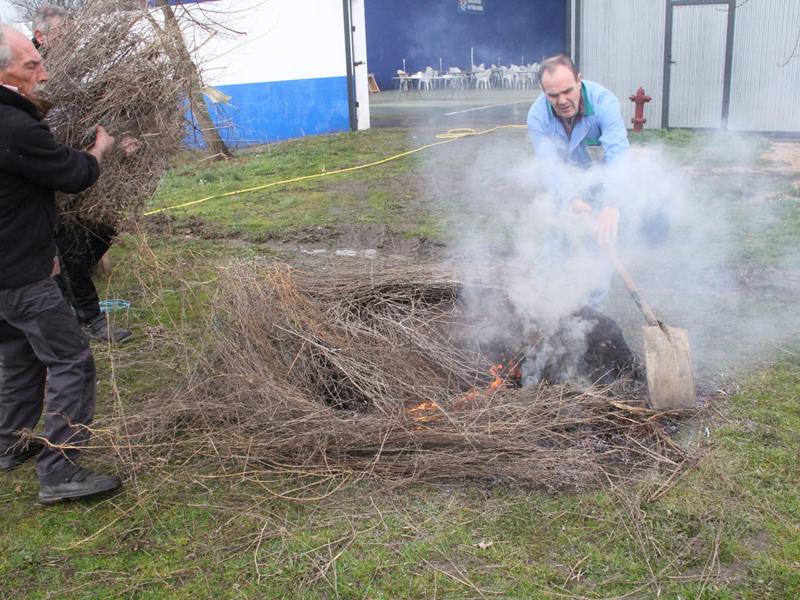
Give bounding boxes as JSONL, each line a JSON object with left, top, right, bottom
{"left": 144, "top": 125, "right": 527, "bottom": 216}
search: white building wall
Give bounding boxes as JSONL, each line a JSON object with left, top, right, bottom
{"left": 173, "top": 0, "right": 367, "bottom": 145}
{"left": 579, "top": 0, "right": 665, "bottom": 130}
{"left": 183, "top": 0, "right": 347, "bottom": 86}
{"left": 728, "top": 0, "right": 800, "bottom": 132}
{"left": 577, "top": 0, "right": 800, "bottom": 132}
{"left": 668, "top": 4, "right": 728, "bottom": 128}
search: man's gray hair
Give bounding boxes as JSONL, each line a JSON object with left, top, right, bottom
{"left": 0, "top": 25, "right": 12, "bottom": 71}
{"left": 32, "top": 4, "right": 67, "bottom": 34}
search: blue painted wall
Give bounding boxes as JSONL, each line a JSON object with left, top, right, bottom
{"left": 366, "top": 0, "right": 568, "bottom": 90}
{"left": 190, "top": 76, "right": 351, "bottom": 147}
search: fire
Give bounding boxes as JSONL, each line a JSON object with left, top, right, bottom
{"left": 407, "top": 363, "right": 519, "bottom": 426}
{"left": 407, "top": 400, "right": 440, "bottom": 414}
{"left": 488, "top": 363, "right": 505, "bottom": 392}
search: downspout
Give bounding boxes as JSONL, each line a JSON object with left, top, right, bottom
{"left": 565, "top": 0, "right": 572, "bottom": 56}
{"left": 573, "top": 0, "right": 581, "bottom": 69}
{"left": 720, "top": 0, "right": 736, "bottom": 128}
{"left": 661, "top": 1, "right": 674, "bottom": 128}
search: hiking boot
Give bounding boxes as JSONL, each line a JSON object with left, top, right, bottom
{"left": 38, "top": 467, "right": 122, "bottom": 505}
{"left": 85, "top": 314, "right": 132, "bottom": 344}
{"left": 0, "top": 442, "right": 43, "bottom": 472}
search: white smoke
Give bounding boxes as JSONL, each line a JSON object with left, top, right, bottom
{"left": 429, "top": 123, "right": 800, "bottom": 389}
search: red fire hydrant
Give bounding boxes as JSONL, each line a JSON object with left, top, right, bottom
{"left": 629, "top": 87, "right": 652, "bottom": 133}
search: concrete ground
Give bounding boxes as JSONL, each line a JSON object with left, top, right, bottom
{"left": 369, "top": 87, "right": 540, "bottom": 130}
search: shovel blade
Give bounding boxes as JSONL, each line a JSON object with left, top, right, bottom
{"left": 642, "top": 324, "right": 696, "bottom": 410}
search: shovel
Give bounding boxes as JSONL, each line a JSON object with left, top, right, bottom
{"left": 603, "top": 246, "right": 696, "bottom": 409}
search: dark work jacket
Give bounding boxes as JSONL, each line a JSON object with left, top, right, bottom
{"left": 0, "top": 86, "right": 100, "bottom": 289}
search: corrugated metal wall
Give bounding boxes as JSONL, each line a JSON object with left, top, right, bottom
{"left": 669, "top": 4, "right": 728, "bottom": 128}
{"left": 577, "top": 0, "right": 800, "bottom": 132}
{"left": 579, "top": 0, "right": 665, "bottom": 130}
{"left": 729, "top": 0, "right": 800, "bottom": 132}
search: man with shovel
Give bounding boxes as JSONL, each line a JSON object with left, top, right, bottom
{"left": 527, "top": 53, "right": 629, "bottom": 259}
{"left": 525, "top": 55, "right": 694, "bottom": 408}
{"left": 521, "top": 53, "right": 633, "bottom": 386}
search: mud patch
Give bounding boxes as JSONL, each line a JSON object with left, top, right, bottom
{"left": 144, "top": 213, "right": 222, "bottom": 240}
{"left": 278, "top": 223, "right": 449, "bottom": 261}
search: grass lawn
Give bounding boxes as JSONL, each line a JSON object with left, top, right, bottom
{"left": 1, "top": 128, "right": 799, "bottom": 599}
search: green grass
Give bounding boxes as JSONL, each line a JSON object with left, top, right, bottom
{"left": 2, "top": 238, "right": 798, "bottom": 598}
{"left": 3, "top": 360, "right": 800, "bottom": 598}
{"left": 734, "top": 196, "right": 800, "bottom": 266}
{"left": 630, "top": 128, "right": 772, "bottom": 167}
{"left": 149, "top": 129, "right": 425, "bottom": 241}
{"left": 1, "top": 129, "right": 799, "bottom": 598}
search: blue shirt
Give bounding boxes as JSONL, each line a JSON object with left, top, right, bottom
{"left": 527, "top": 79, "right": 629, "bottom": 168}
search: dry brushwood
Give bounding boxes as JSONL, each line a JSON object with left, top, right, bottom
{"left": 39, "top": 0, "right": 187, "bottom": 227}
{"left": 120, "top": 261, "right": 690, "bottom": 489}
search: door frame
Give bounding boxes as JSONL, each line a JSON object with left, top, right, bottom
{"left": 661, "top": 0, "right": 737, "bottom": 128}
{"left": 342, "top": 0, "right": 358, "bottom": 131}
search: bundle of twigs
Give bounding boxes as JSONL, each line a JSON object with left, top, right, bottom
{"left": 40, "top": 0, "right": 187, "bottom": 227}
{"left": 123, "top": 261, "right": 688, "bottom": 489}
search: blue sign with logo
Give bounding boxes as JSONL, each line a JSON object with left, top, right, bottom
{"left": 458, "top": 0, "right": 485, "bottom": 14}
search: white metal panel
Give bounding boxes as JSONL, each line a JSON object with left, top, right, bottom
{"left": 182, "top": 0, "right": 347, "bottom": 86}
{"left": 728, "top": 0, "right": 800, "bottom": 132}
{"left": 669, "top": 4, "right": 727, "bottom": 128}
{"left": 580, "top": 0, "right": 665, "bottom": 130}
{"left": 351, "top": 0, "right": 370, "bottom": 130}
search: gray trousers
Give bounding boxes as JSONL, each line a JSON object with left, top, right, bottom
{"left": 0, "top": 278, "right": 95, "bottom": 483}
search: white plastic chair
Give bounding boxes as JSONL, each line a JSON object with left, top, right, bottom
{"left": 396, "top": 69, "right": 412, "bottom": 92}
{"left": 475, "top": 69, "right": 492, "bottom": 90}
{"left": 501, "top": 67, "right": 516, "bottom": 89}
{"left": 412, "top": 68, "right": 431, "bottom": 91}
{"left": 528, "top": 63, "right": 539, "bottom": 86}
{"left": 447, "top": 66, "right": 464, "bottom": 89}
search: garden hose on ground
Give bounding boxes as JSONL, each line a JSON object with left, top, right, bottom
{"left": 143, "top": 125, "right": 528, "bottom": 216}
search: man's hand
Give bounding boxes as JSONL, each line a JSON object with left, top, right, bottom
{"left": 118, "top": 136, "right": 141, "bottom": 157}
{"left": 595, "top": 206, "right": 620, "bottom": 246}
{"left": 88, "top": 125, "right": 115, "bottom": 164}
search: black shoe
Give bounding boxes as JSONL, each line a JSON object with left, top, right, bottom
{"left": 85, "top": 315, "right": 132, "bottom": 344}
{"left": 38, "top": 467, "right": 123, "bottom": 505}
{"left": 0, "top": 442, "right": 43, "bottom": 471}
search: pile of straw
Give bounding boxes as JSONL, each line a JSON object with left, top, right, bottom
{"left": 124, "top": 261, "right": 689, "bottom": 489}
{"left": 40, "top": 0, "right": 187, "bottom": 227}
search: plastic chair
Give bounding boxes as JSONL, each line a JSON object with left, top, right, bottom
{"left": 475, "top": 69, "right": 492, "bottom": 90}
{"left": 415, "top": 70, "right": 432, "bottom": 91}
{"left": 396, "top": 69, "right": 410, "bottom": 92}
{"left": 447, "top": 66, "right": 464, "bottom": 89}
{"left": 501, "top": 67, "right": 516, "bottom": 89}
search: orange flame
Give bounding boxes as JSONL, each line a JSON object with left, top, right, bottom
{"left": 488, "top": 363, "right": 505, "bottom": 392}
{"left": 408, "top": 363, "right": 517, "bottom": 426}
{"left": 407, "top": 400, "right": 439, "bottom": 414}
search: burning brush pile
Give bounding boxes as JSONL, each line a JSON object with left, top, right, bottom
{"left": 39, "top": 0, "right": 188, "bottom": 227}
{"left": 126, "top": 261, "right": 690, "bottom": 489}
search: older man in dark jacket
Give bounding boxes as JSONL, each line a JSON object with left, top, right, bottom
{"left": 0, "top": 24, "right": 121, "bottom": 504}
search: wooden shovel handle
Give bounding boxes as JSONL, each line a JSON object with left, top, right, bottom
{"left": 601, "top": 245, "right": 660, "bottom": 327}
